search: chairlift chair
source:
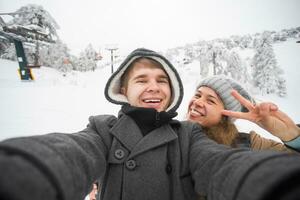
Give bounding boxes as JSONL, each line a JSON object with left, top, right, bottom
{"left": 0, "top": 13, "right": 55, "bottom": 80}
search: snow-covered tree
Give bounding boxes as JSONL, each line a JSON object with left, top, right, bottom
{"left": 230, "top": 35, "right": 242, "bottom": 48}
{"left": 208, "top": 43, "right": 229, "bottom": 76}
{"left": 220, "top": 38, "right": 235, "bottom": 49}
{"left": 272, "top": 32, "right": 287, "bottom": 42}
{"left": 39, "top": 40, "right": 72, "bottom": 73}
{"left": 0, "top": 42, "right": 16, "bottom": 61}
{"left": 226, "top": 51, "right": 249, "bottom": 84}
{"left": 0, "top": 39, "right": 10, "bottom": 55}
{"left": 197, "top": 42, "right": 227, "bottom": 77}
{"left": 74, "top": 44, "right": 98, "bottom": 72}
{"left": 0, "top": 4, "right": 63, "bottom": 70}
{"left": 239, "top": 34, "right": 253, "bottom": 49}
{"left": 183, "top": 44, "right": 196, "bottom": 64}
{"left": 251, "top": 31, "right": 286, "bottom": 96}
{"left": 198, "top": 42, "right": 213, "bottom": 76}
{"left": 8, "top": 4, "right": 59, "bottom": 40}
{"left": 165, "top": 48, "right": 180, "bottom": 63}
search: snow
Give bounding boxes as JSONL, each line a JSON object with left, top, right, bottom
{"left": 236, "top": 39, "right": 300, "bottom": 140}
{"left": 0, "top": 39, "right": 300, "bottom": 142}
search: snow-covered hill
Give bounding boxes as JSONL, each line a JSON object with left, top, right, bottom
{"left": 0, "top": 39, "right": 299, "bottom": 141}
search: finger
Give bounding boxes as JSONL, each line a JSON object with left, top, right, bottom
{"left": 258, "top": 103, "right": 278, "bottom": 117}
{"left": 221, "top": 109, "right": 251, "bottom": 120}
{"left": 231, "top": 90, "right": 255, "bottom": 111}
{"left": 270, "top": 103, "right": 278, "bottom": 111}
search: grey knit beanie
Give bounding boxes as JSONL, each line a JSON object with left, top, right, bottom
{"left": 197, "top": 75, "right": 255, "bottom": 112}
{"left": 105, "top": 48, "right": 184, "bottom": 113}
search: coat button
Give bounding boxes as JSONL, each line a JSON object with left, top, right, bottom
{"left": 114, "top": 149, "right": 125, "bottom": 160}
{"left": 126, "top": 159, "right": 136, "bottom": 170}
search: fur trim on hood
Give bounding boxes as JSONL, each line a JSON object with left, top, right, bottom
{"left": 104, "top": 48, "right": 183, "bottom": 113}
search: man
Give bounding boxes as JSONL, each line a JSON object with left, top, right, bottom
{"left": 0, "top": 48, "right": 300, "bottom": 200}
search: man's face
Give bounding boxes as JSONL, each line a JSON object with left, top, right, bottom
{"left": 121, "top": 60, "right": 172, "bottom": 112}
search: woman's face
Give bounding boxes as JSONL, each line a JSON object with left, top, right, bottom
{"left": 187, "top": 86, "right": 225, "bottom": 127}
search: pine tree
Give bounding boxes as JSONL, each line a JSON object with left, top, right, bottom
{"left": 251, "top": 31, "right": 286, "bottom": 96}
{"left": 0, "top": 44, "right": 16, "bottom": 61}
{"left": 226, "top": 51, "right": 249, "bottom": 84}
{"left": 39, "top": 40, "right": 72, "bottom": 73}
{"left": 74, "top": 44, "right": 97, "bottom": 72}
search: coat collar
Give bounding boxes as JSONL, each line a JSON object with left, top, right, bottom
{"left": 110, "top": 115, "right": 178, "bottom": 159}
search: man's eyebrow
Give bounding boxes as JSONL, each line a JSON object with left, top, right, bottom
{"left": 157, "top": 75, "right": 169, "bottom": 79}
{"left": 132, "top": 74, "right": 169, "bottom": 80}
{"left": 132, "top": 74, "right": 147, "bottom": 80}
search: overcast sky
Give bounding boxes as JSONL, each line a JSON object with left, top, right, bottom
{"left": 1, "top": 0, "right": 300, "bottom": 56}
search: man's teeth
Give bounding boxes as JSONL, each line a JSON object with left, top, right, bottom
{"left": 144, "top": 99, "right": 161, "bottom": 103}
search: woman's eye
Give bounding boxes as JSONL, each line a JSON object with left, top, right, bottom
{"left": 194, "top": 93, "right": 201, "bottom": 98}
{"left": 208, "top": 99, "right": 215, "bottom": 104}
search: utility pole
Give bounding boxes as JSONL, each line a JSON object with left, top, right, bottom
{"left": 105, "top": 47, "right": 118, "bottom": 74}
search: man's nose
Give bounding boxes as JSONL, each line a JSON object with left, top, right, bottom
{"left": 147, "top": 81, "right": 160, "bottom": 92}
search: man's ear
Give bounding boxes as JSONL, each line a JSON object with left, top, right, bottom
{"left": 120, "top": 87, "right": 126, "bottom": 95}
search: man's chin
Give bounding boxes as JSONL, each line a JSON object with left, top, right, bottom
{"left": 142, "top": 104, "right": 164, "bottom": 112}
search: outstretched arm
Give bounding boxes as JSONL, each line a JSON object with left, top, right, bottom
{"left": 0, "top": 127, "right": 108, "bottom": 200}
{"left": 221, "top": 90, "right": 300, "bottom": 142}
{"left": 189, "top": 123, "right": 300, "bottom": 200}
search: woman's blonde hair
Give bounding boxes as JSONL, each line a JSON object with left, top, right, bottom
{"left": 203, "top": 117, "right": 239, "bottom": 147}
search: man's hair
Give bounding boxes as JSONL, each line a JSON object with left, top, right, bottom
{"left": 120, "top": 57, "right": 169, "bottom": 89}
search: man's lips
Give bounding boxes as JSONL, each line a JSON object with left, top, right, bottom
{"left": 143, "top": 98, "right": 162, "bottom": 103}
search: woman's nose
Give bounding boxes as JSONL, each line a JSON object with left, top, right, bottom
{"left": 194, "top": 98, "right": 204, "bottom": 107}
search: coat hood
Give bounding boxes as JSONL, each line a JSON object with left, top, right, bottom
{"left": 104, "top": 48, "right": 183, "bottom": 113}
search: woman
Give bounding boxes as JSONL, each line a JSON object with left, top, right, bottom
{"left": 187, "top": 75, "right": 300, "bottom": 151}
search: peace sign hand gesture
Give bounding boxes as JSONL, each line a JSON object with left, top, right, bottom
{"left": 221, "top": 90, "right": 300, "bottom": 142}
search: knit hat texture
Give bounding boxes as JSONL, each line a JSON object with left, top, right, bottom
{"left": 197, "top": 75, "right": 254, "bottom": 112}
{"left": 104, "top": 48, "right": 184, "bottom": 113}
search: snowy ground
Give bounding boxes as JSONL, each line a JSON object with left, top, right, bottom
{"left": 0, "top": 39, "right": 299, "bottom": 142}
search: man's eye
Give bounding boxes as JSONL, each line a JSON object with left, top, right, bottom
{"left": 136, "top": 80, "right": 146, "bottom": 83}
{"left": 158, "top": 79, "right": 168, "bottom": 83}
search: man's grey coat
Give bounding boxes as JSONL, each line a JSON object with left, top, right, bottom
{"left": 1, "top": 48, "right": 300, "bottom": 200}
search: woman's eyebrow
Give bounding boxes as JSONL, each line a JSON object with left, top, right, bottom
{"left": 207, "top": 94, "right": 218, "bottom": 100}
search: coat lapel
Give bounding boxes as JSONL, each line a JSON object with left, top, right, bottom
{"left": 110, "top": 115, "right": 178, "bottom": 159}
{"left": 128, "top": 124, "right": 178, "bottom": 159}
{"left": 110, "top": 115, "right": 143, "bottom": 151}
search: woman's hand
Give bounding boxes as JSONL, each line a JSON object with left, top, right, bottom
{"left": 221, "top": 90, "right": 300, "bottom": 141}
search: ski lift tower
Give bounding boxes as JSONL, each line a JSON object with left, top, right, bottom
{"left": 0, "top": 12, "right": 55, "bottom": 80}
{"left": 105, "top": 44, "right": 118, "bottom": 74}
